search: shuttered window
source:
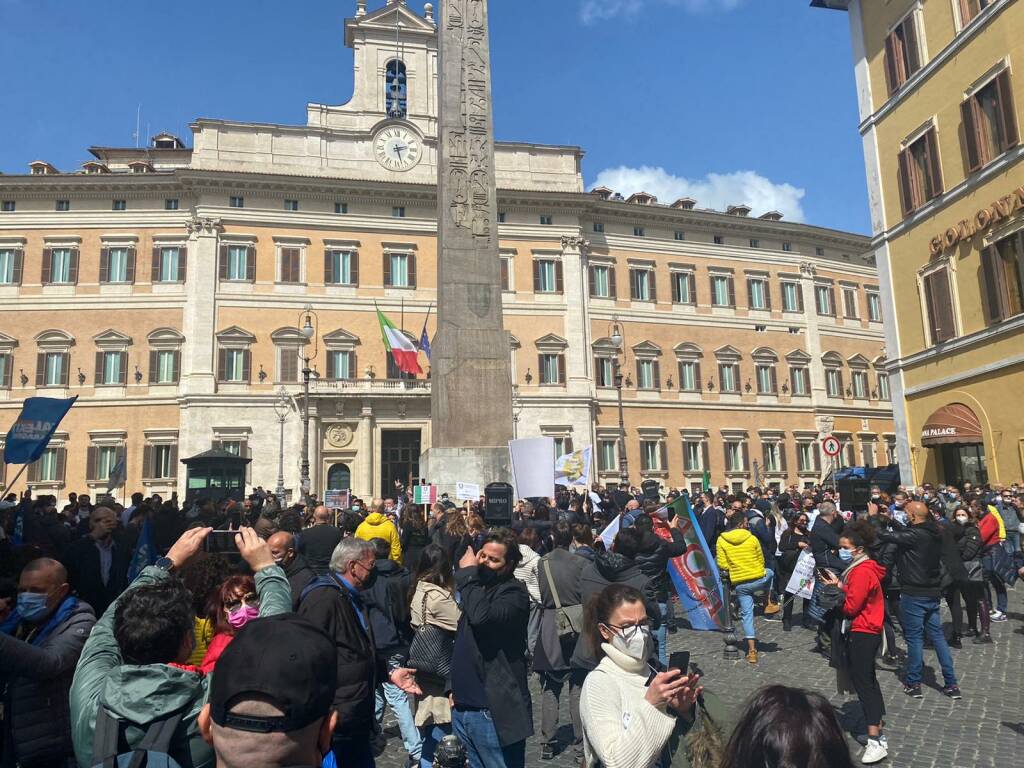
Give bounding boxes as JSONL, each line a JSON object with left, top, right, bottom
{"left": 595, "top": 357, "right": 614, "bottom": 388}
{"left": 640, "top": 441, "right": 666, "bottom": 472}
{"left": 327, "top": 350, "right": 355, "bottom": 380}
{"left": 962, "top": 71, "right": 1019, "bottom": 173}
{"left": 630, "top": 268, "right": 655, "bottom": 301}
{"left": 220, "top": 245, "right": 255, "bottom": 281}
{"left": 710, "top": 275, "right": 734, "bottom": 307}
{"left": 0, "top": 248, "right": 23, "bottom": 285}
{"left": 143, "top": 444, "right": 177, "bottom": 480}
{"left": 325, "top": 250, "right": 358, "bottom": 285}
{"left": 980, "top": 233, "right": 1024, "bottom": 325}
{"left": 384, "top": 253, "right": 416, "bottom": 288}
{"left": 884, "top": 13, "right": 922, "bottom": 94}
{"left": 678, "top": 360, "right": 700, "bottom": 392}
{"left": 500, "top": 257, "right": 512, "bottom": 291}
{"left": 538, "top": 353, "right": 565, "bottom": 385}
{"left": 149, "top": 350, "right": 180, "bottom": 384}
{"left": 279, "top": 248, "right": 301, "bottom": 284}
{"left": 898, "top": 128, "right": 944, "bottom": 215}
{"left": 533, "top": 259, "right": 563, "bottom": 294}
{"left": 867, "top": 292, "right": 883, "bottom": 322}
{"left": 825, "top": 368, "right": 843, "bottom": 398}
{"left": 959, "top": 0, "right": 994, "bottom": 26}
{"left": 42, "top": 247, "right": 78, "bottom": 284}
{"left": 37, "top": 352, "right": 69, "bottom": 387}
{"left": 815, "top": 285, "right": 836, "bottom": 316}
{"left": 598, "top": 441, "right": 617, "bottom": 472}
{"left": 100, "top": 246, "right": 135, "bottom": 283}
{"left": 781, "top": 282, "right": 803, "bottom": 312}
{"left": 923, "top": 268, "right": 957, "bottom": 343}
{"left": 878, "top": 374, "right": 891, "bottom": 401}
{"left": 218, "top": 349, "right": 251, "bottom": 382}
{"left": 153, "top": 246, "right": 187, "bottom": 283}
{"left": 755, "top": 364, "right": 777, "bottom": 394}
{"left": 718, "top": 363, "right": 739, "bottom": 393}
{"left": 636, "top": 359, "right": 660, "bottom": 390}
{"left": 589, "top": 265, "right": 615, "bottom": 298}
{"left": 789, "top": 367, "right": 810, "bottom": 396}
{"left": 278, "top": 348, "right": 299, "bottom": 383}
{"left": 747, "top": 278, "right": 770, "bottom": 310}
{"left": 671, "top": 272, "right": 696, "bottom": 304}
{"left": 30, "top": 448, "right": 64, "bottom": 483}
{"left": 95, "top": 351, "right": 127, "bottom": 385}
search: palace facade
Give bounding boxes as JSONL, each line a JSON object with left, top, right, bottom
{"left": 0, "top": 1, "right": 894, "bottom": 502}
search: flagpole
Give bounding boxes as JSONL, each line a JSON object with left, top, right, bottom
{"left": 3, "top": 463, "right": 30, "bottom": 496}
{"left": 420, "top": 301, "right": 433, "bottom": 337}
{"left": 401, "top": 296, "right": 405, "bottom": 333}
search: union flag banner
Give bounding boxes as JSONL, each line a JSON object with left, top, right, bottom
{"left": 661, "top": 496, "right": 729, "bottom": 631}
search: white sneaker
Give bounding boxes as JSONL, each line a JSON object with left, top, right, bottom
{"left": 861, "top": 739, "right": 888, "bottom": 764}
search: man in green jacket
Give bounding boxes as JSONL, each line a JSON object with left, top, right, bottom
{"left": 69, "top": 526, "right": 292, "bottom": 768}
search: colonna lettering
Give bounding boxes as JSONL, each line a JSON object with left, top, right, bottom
{"left": 929, "top": 186, "right": 1024, "bottom": 256}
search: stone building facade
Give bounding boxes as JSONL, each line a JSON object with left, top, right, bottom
{"left": 0, "top": 1, "right": 893, "bottom": 502}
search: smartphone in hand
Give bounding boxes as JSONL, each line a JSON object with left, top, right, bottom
{"left": 668, "top": 651, "right": 690, "bottom": 673}
{"left": 203, "top": 530, "right": 240, "bottom": 555}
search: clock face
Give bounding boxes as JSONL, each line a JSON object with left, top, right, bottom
{"left": 373, "top": 126, "right": 421, "bottom": 172}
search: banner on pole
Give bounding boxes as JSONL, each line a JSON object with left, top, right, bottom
{"left": 785, "top": 550, "right": 816, "bottom": 600}
{"left": 3, "top": 396, "right": 77, "bottom": 465}
{"left": 664, "top": 496, "right": 729, "bottom": 632}
{"left": 413, "top": 484, "right": 437, "bottom": 505}
{"left": 106, "top": 457, "right": 126, "bottom": 493}
{"left": 554, "top": 446, "right": 592, "bottom": 488}
{"left": 508, "top": 436, "right": 555, "bottom": 500}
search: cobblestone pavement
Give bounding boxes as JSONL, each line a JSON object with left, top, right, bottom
{"left": 379, "top": 585, "right": 1024, "bottom": 767}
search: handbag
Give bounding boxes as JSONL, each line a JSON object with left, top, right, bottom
{"left": 407, "top": 590, "right": 455, "bottom": 682}
{"left": 964, "top": 558, "right": 984, "bottom": 583}
{"left": 543, "top": 558, "right": 583, "bottom": 638}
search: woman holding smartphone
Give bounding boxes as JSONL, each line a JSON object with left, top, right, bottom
{"left": 579, "top": 584, "right": 702, "bottom": 768}
{"left": 818, "top": 521, "right": 888, "bottom": 765}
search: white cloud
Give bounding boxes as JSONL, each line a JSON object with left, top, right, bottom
{"left": 580, "top": 0, "right": 742, "bottom": 24}
{"left": 590, "top": 165, "right": 807, "bottom": 222}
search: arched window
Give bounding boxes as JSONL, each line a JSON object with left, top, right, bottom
{"left": 386, "top": 60, "right": 407, "bottom": 118}
{"left": 327, "top": 463, "right": 351, "bottom": 491}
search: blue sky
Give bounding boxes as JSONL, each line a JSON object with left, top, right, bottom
{"left": 0, "top": 0, "right": 868, "bottom": 233}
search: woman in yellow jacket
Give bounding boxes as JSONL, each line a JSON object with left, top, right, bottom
{"left": 716, "top": 515, "right": 774, "bottom": 664}
{"left": 354, "top": 501, "right": 403, "bottom": 563}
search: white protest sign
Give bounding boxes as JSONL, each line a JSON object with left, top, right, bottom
{"left": 785, "top": 549, "right": 817, "bottom": 600}
{"left": 455, "top": 481, "right": 480, "bottom": 501}
{"left": 508, "top": 436, "right": 556, "bottom": 500}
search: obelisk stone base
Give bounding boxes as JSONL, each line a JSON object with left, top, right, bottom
{"left": 420, "top": 446, "right": 511, "bottom": 500}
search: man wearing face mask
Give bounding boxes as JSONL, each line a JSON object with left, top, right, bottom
{"left": 0, "top": 558, "right": 96, "bottom": 768}
{"left": 449, "top": 528, "right": 532, "bottom": 768}
{"left": 267, "top": 531, "right": 315, "bottom": 610}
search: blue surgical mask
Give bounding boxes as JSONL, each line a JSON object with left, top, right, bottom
{"left": 17, "top": 592, "right": 52, "bottom": 623}
{"left": 838, "top": 548, "right": 855, "bottom": 562}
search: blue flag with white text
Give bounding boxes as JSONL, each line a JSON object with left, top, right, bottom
{"left": 3, "top": 397, "right": 77, "bottom": 465}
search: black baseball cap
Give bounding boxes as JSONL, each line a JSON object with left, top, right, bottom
{"left": 209, "top": 614, "right": 336, "bottom": 733}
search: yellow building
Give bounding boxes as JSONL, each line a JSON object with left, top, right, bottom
{"left": 815, "top": 0, "right": 1024, "bottom": 486}
{"left": 0, "top": 2, "right": 894, "bottom": 502}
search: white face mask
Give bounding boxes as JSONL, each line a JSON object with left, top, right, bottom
{"left": 955, "top": 515, "right": 969, "bottom": 524}
{"left": 603, "top": 623, "right": 652, "bottom": 661}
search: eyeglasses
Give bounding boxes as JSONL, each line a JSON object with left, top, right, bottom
{"left": 224, "top": 593, "right": 258, "bottom": 612}
{"left": 603, "top": 619, "right": 651, "bottom": 641}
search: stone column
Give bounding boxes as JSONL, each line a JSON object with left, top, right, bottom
{"left": 800, "top": 262, "right": 827, "bottom": 404}
{"left": 561, "top": 235, "right": 591, "bottom": 397}
{"left": 181, "top": 216, "right": 219, "bottom": 396}
{"left": 360, "top": 400, "right": 374, "bottom": 499}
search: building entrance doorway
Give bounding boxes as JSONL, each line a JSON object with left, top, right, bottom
{"left": 939, "top": 443, "right": 988, "bottom": 487}
{"left": 381, "top": 430, "right": 420, "bottom": 497}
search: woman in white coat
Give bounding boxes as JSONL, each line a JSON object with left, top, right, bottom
{"left": 579, "top": 583, "right": 702, "bottom": 768}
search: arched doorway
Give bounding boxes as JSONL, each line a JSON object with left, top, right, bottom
{"left": 327, "top": 463, "right": 351, "bottom": 491}
{"left": 921, "top": 403, "right": 987, "bottom": 486}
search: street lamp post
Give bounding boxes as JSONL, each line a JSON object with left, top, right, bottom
{"left": 512, "top": 385, "right": 524, "bottom": 439}
{"left": 610, "top": 317, "right": 629, "bottom": 485}
{"left": 298, "top": 305, "right": 319, "bottom": 506}
{"left": 272, "top": 386, "right": 289, "bottom": 499}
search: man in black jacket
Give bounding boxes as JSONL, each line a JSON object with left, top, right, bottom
{"left": 878, "top": 501, "right": 961, "bottom": 700}
{"left": 298, "top": 536, "right": 384, "bottom": 768}
{"left": 298, "top": 506, "right": 344, "bottom": 576}
{"left": 451, "top": 528, "right": 532, "bottom": 768}
{"left": 809, "top": 502, "right": 846, "bottom": 572}
{"left": 534, "top": 521, "right": 586, "bottom": 761}
{"left": 267, "top": 531, "right": 315, "bottom": 610}
{"left": 570, "top": 526, "right": 661, "bottom": 673}
{"left": 361, "top": 539, "right": 421, "bottom": 765}
{"left": 0, "top": 557, "right": 96, "bottom": 768}
{"left": 61, "top": 507, "right": 130, "bottom": 617}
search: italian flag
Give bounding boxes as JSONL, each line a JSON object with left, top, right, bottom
{"left": 377, "top": 307, "right": 422, "bottom": 375}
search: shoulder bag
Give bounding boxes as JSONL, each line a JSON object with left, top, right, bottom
{"left": 407, "top": 589, "right": 455, "bottom": 682}
{"left": 543, "top": 558, "right": 583, "bottom": 638}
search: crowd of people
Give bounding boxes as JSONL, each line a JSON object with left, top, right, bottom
{"left": 0, "top": 477, "right": 1020, "bottom": 768}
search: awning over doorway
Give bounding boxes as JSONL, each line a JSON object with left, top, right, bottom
{"left": 921, "top": 403, "right": 983, "bottom": 446}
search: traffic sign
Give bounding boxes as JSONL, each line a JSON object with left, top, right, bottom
{"left": 821, "top": 435, "right": 842, "bottom": 458}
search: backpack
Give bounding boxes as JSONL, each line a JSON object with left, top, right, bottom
{"left": 91, "top": 707, "right": 187, "bottom": 768}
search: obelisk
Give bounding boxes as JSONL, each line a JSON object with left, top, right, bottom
{"left": 421, "top": 0, "right": 514, "bottom": 493}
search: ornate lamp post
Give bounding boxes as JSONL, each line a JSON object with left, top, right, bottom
{"left": 298, "top": 305, "right": 319, "bottom": 505}
{"left": 272, "top": 386, "right": 290, "bottom": 499}
{"left": 512, "top": 385, "right": 524, "bottom": 439}
{"left": 609, "top": 317, "right": 629, "bottom": 485}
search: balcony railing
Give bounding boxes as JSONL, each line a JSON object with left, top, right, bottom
{"left": 310, "top": 378, "right": 430, "bottom": 394}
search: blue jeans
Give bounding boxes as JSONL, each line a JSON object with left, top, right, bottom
{"left": 452, "top": 708, "right": 525, "bottom": 768}
{"left": 375, "top": 682, "right": 423, "bottom": 760}
{"left": 420, "top": 722, "right": 452, "bottom": 768}
{"left": 733, "top": 570, "right": 774, "bottom": 640}
{"left": 899, "top": 594, "right": 958, "bottom": 687}
{"left": 655, "top": 602, "right": 669, "bottom": 667}
{"left": 1004, "top": 530, "right": 1021, "bottom": 555}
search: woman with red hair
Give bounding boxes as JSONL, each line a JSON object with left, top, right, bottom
{"left": 200, "top": 573, "right": 260, "bottom": 674}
